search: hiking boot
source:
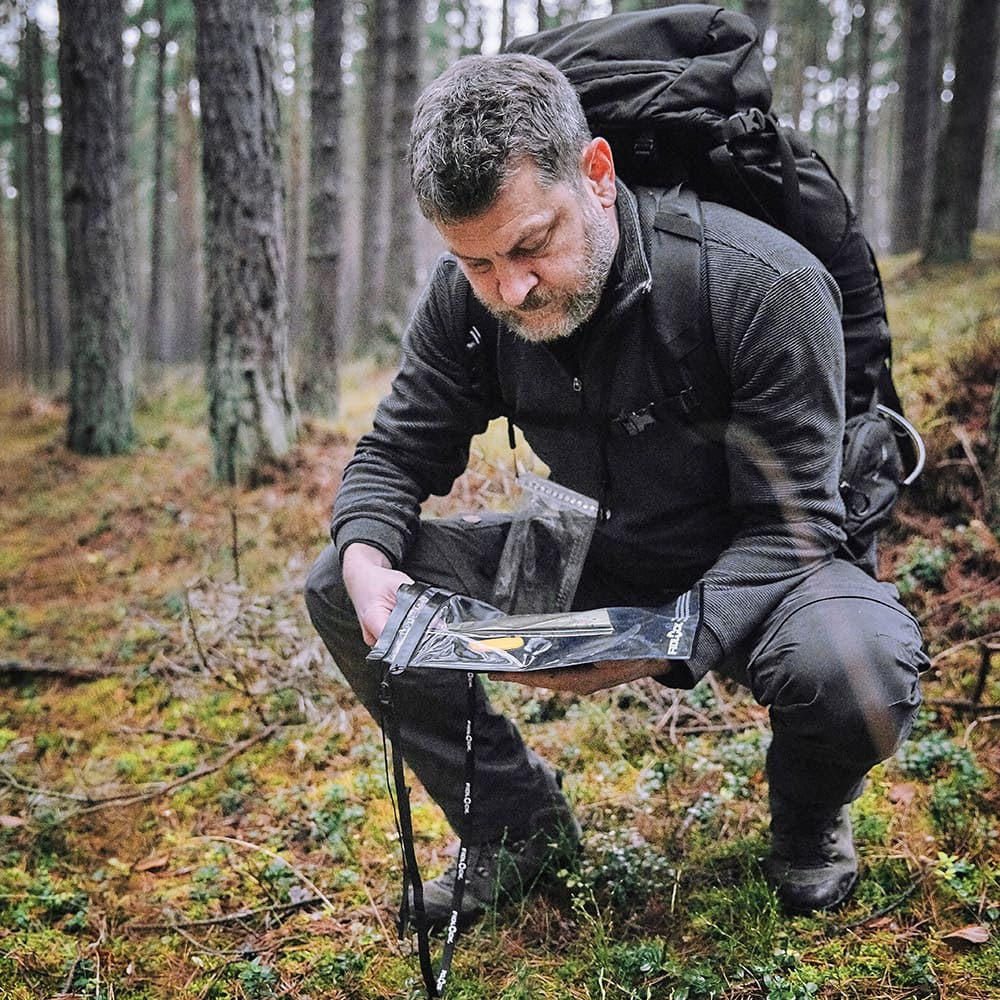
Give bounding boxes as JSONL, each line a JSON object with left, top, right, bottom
{"left": 764, "top": 798, "right": 858, "bottom": 915}
{"left": 408, "top": 803, "right": 581, "bottom": 932}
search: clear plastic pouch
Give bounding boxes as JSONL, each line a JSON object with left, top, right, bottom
{"left": 367, "top": 581, "right": 702, "bottom": 674}
{"left": 490, "top": 472, "right": 599, "bottom": 614}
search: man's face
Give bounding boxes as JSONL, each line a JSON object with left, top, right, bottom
{"left": 436, "top": 144, "right": 619, "bottom": 343}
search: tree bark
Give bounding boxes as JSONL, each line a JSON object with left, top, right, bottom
{"left": 173, "top": 66, "right": 204, "bottom": 363}
{"left": 13, "top": 72, "right": 32, "bottom": 383}
{"left": 990, "top": 376, "right": 1000, "bottom": 535}
{"left": 892, "top": 0, "right": 934, "bottom": 252}
{"left": 355, "top": 0, "right": 395, "bottom": 352}
{"left": 24, "top": 15, "right": 61, "bottom": 384}
{"left": 282, "top": 0, "right": 310, "bottom": 353}
{"left": 0, "top": 201, "right": 14, "bottom": 377}
{"left": 923, "top": 0, "right": 1000, "bottom": 263}
{"left": 851, "top": 1, "right": 874, "bottom": 229}
{"left": 194, "top": 0, "right": 299, "bottom": 485}
{"left": 383, "top": 0, "right": 421, "bottom": 336}
{"left": 58, "top": 0, "right": 135, "bottom": 455}
{"left": 147, "top": 0, "right": 169, "bottom": 364}
{"left": 298, "top": 0, "right": 346, "bottom": 418}
{"left": 832, "top": 6, "right": 853, "bottom": 182}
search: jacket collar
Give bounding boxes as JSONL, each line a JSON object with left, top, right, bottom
{"left": 593, "top": 180, "right": 653, "bottom": 331}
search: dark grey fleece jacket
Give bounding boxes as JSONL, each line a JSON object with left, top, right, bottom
{"left": 331, "top": 182, "right": 848, "bottom": 684}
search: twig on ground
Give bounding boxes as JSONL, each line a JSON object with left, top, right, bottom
{"left": 173, "top": 923, "right": 248, "bottom": 958}
{"left": 116, "top": 725, "right": 231, "bottom": 747}
{"left": 671, "top": 720, "right": 766, "bottom": 736}
{"left": 963, "top": 714, "right": 1000, "bottom": 747}
{"left": 0, "top": 725, "right": 280, "bottom": 819}
{"left": 951, "top": 424, "right": 991, "bottom": 509}
{"left": 184, "top": 589, "right": 213, "bottom": 673}
{"left": 71, "top": 724, "right": 280, "bottom": 817}
{"left": 362, "top": 880, "right": 398, "bottom": 953}
{"left": 0, "top": 660, "right": 122, "bottom": 680}
{"left": 929, "top": 629, "right": 1000, "bottom": 668}
{"left": 0, "top": 767, "right": 95, "bottom": 802}
{"left": 127, "top": 897, "right": 337, "bottom": 932}
{"left": 827, "top": 874, "right": 925, "bottom": 935}
{"left": 195, "top": 834, "right": 336, "bottom": 914}
{"left": 230, "top": 508, "right": 241, "bottom": 585}
{"left": 182, "top": 590, "right": 270, "bottom": 726}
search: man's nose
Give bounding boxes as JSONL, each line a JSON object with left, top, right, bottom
{"left": 495, "top": 263, "right": 538, "bottom": 307}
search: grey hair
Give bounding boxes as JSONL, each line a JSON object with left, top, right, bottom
{"left": 408, "top": 52, "right": 592, "bottom": 225}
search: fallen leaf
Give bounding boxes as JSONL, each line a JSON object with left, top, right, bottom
{"left": 942, "top": 925, "right": 990, "bottom": 945}
{"left": 134, "top": 854, "right": 170, "bottom": 872}
{"left": 889, "top": 782, "right": 916, "bottom": 805}
{"left": 0, "top": 815, "right": 26, "bottom": 828}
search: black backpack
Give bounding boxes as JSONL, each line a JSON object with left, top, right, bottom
{"left": 506, "top": 3, "right": 924, "bottom": 565}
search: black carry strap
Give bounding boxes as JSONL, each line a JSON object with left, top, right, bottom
{"left": 707, "top": 112, "right": 807, "bottom": 245}
{"left": 375, "top": 586, "right": 479, "bottom": 998}
{"left": 639, "top": 185, "right": 731, "bottom": 437}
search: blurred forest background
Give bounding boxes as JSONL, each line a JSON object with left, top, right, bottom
{"left": 0, "top": 0, "right": 998, "bottom": 487}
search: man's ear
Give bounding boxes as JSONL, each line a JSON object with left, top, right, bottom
{"left": 582, "top": 137, "right": 617, "bottom": 207}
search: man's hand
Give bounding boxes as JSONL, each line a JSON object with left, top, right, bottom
{"left": 489, "top": 657, "right": 666, "bottom": 695}
{"left": 342, "top": 543, "right": 414, "bottom": 646}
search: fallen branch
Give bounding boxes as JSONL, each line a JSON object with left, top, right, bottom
{"left": 196, "top": 834, "right": 336, "bottom": 913}
{"left": 0, "top": 659, "right": 122, "bottom": 681}
{"left": 930, "top": 629, "right": 1000, "bottom": 669}
{"left": 72, "top": 724, "right": 280, "bottom": 817}
{"left": 828, "top": 872, "right": 926, "bottom": 935}
{"left": 126, "top": 895, "right": 335, "bottom": 932}
{"left": 0, "top": 724, "right": 280, "bottom": 819}
{"left": 951, "top": 424, "right": 991, "bottom": 511}
{"left": 116, "top": 725, "right": 231, "bottom": 747}
{"left": 925, "top": 699, "right": 1000, "bottom": 716}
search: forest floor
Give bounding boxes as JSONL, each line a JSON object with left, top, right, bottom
{"left": 1, "top": 238, "right": 1000, "bottom": 999}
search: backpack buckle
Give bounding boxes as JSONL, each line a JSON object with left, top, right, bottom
{"left": 715, "top": 107, "right": 768, "bottom": 144}
{"left": 612, "top": 403, "right": 658, "bottom": 436}
{"left": 632, "top": 133, "right": 656, "bottom": 159}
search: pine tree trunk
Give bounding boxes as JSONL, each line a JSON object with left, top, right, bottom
{"left": 893, "top": 0, "right": 934, "bottom": 252}
{"left": 990, "top": 375, "right": 1000, "bottom": 535}
{"left": 355, "top": 0, "right": 395, "bottom": 352}
{"left": 928, "top": 0, "right": 956, "bottom": 161}
{"left": 298, "top": 0, "right": 346, "bottom": 418}
{"left": 832, "top": 4, "right": 854, "bottom": 182}
{"left": 147, "top": 0, "right": 169, "bottom": 364}
{"left": 13, "top": 89, "right": 32, "bottom": 382}
{"left": 174, "top": 70, "right": 204, "bottom": 363}
{"left": 924, "top": 0, "right": 1000, "bottom": 263}
{"left": 0, "top": 202, "right": 14, "bottom": 375}
{"left": 195, "top": 0, "right": 298, "bottom": 485}
{"left": 383, "top": 0, "right": 421, "bottom": 335}
{"left": 283, "top": 0, "right": 309, "bottom": 352}
{"left": 58, "top": 0, "right": 135, "bottom": 455}
{"left": 852, "top": 2, "right": 874, "bottom": 229}
{"left": 24, "top": 16, "right": 61, "bottom": 384}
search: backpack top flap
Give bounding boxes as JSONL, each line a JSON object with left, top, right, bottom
{"left": 507, "top": 4, "right": 772, "bottom": 140}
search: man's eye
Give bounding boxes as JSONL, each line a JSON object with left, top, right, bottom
{"left": 517, "top": 238, "right": 549, "bottom": 257}
{"left": 466, "top": 260, "right": 491, "bottom": 273}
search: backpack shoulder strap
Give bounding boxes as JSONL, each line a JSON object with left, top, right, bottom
{"left": 636, "top": 185, "right": 731, "bottom": 440}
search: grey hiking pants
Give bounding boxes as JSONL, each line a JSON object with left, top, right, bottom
{"left": 304, "top": 514, "right": 926, "bottom": 843}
